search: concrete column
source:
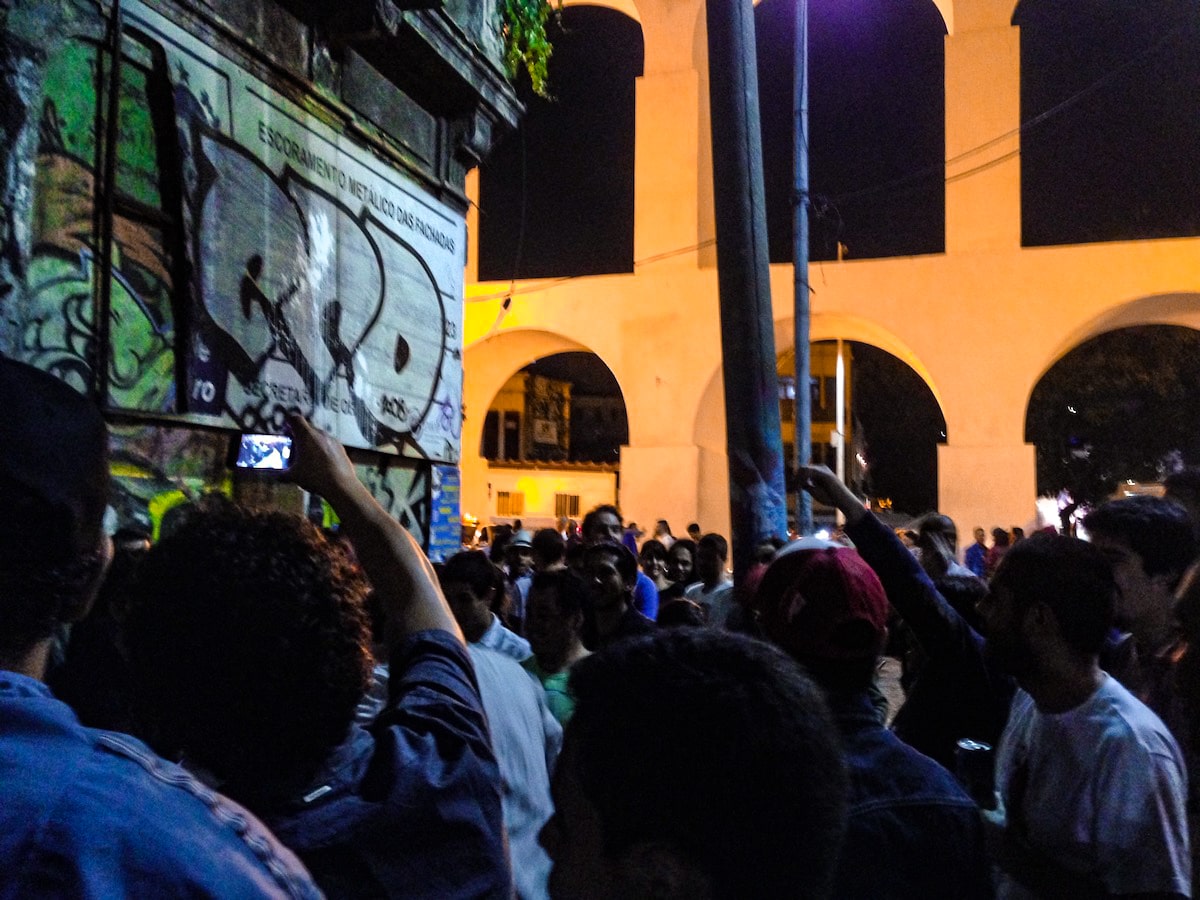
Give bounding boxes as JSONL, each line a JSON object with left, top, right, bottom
{"left": 619, "top": 443, "right": 701, "bottom": 538}
{"left": 938, "top": 442, "right": 1039, "bottom": 542}
{"left": 634, "top": 69, "right": 703, "bottom": 266}
{"left": 944, "top": 2, "right": 1021, "bottom": 253}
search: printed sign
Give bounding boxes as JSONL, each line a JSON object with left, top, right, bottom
{"left": 428, "top": 465, "right": 462, "bottom": 563}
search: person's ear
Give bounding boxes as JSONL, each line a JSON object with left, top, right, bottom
{"left": 615, "top": 842, "right": 713, "bottom": 900}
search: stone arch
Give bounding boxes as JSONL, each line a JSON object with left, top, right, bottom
{"left": 563, "top": 0, "right": 641, "bottom": 26}
{"left": 692, "top": 313, "right": 945, "bottom": 446}
{"left": 1030, "top": 293, "right": 1200, "bottom": 396}
{"left": 461, "top": 327, "right": 631, "bottom": 523}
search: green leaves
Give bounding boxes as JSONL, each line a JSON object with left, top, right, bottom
{"left": 500, "top": 0, "right": 559, "bottom": 98}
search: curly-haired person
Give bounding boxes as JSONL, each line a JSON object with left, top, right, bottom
{"left": 0, "top": 355, "right": 318, "bottom": 897}
{"left": 127, "top": 417, "right": 511, "bottom": 898}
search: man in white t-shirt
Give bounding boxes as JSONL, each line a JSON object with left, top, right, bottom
{"left": 684, "top": 533, "right": 735, "bottom": 627}
{"left": 979, "top": 533, "right": 1191, "bottom": 899}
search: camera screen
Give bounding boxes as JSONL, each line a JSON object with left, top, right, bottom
{"left": 235, "top": 434, "right": 292, "bottom": 470}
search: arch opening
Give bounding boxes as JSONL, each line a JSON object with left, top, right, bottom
{"left": 477, "top": 6, "right": 645, "bottom": 280}
{"left": 754, "top": 0, "right": 947, "bottom": 263}
{"left": 1025, "top": 324, "right": 1200, "bottom": 508}
{"left": 1015, "top": 0, "right": 1200, "bottom": 246}
{"left": 476, "top": 351, "right": 629, "bottom": 528}
{"left": 777, "top": 341, "right": 947, "bottom": 517}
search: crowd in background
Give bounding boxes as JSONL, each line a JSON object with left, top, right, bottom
{"left": 6, "top": 351, "right": 1200, "bottom": 898}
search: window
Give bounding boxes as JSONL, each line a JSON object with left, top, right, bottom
{"left": 554, "top": 493, "right": 580, "bottom": 518}
{"left": 497, "top": 491, "right": 525, "bottom": 517}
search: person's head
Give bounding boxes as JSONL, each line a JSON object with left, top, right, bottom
{"left": 695, "top": 534, "right": 728, "bottom": 585}
{"left": 655, "top": 599, "right": 708, "bottom": 628}
{"left": 1011, "top": 526, "right": 1025, "bottom": 542}
{"left": 991, "top": 527, "right": 1010, "bottom": 548}
{"left": 558, "top": 516, "right": 570, "bottom": 532}
{"left": 916, "top": 513, "right": 957, "bottom": 553}
{"left": 489, "top": 525, "right": 513, "bottom": 564}
{"left": 1083, "top": 497, "right": 1196, "bottom": 633}
{"left": 686, "top": 523, "right": 702, "bottom": 543}
{"left": 527, "top": 568, "right": 587, "bottom": 670}
{"left": 754, "top": 538, "right": 889, "bottom": 691}
{"left": 582, "top": 543, "right": 637, "bottom": 612}
{"left": 541, "top": 629, "right": 847, "bottom": 900}
{"left": 979, "top": 533, "right": 1115, "bottom": 679}
{"left": 582, "top": 505, "right": 623, "bottom": 546}
{"left": 638, "top": 539, "right": 668, "bottom": 582}
{"left": 0, "top": 357, "right": 112, "bottom": 671}
{"left": 440, "top": 550, "right": 504, "bottom": 641}
{"left": 506, "top": 530, "right": 535, "bottom": 576}
{"left": 127, "top": 500, "right": 371, "bottom": 795}
{"left": 973, "top": 527, "right": 986, "bottom": 546}
{"left": 654, "top": 520, "right": 672, "bottom": 538}
{"left": 667, "top": 539, "right": 697, "bottom": 584}
{"left": 532, "top": 527, "right": 567, "bottom": 570}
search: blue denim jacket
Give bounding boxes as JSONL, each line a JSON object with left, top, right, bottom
{"left": 257, "top": 631, "right": 513, "bottom": 899}
{"left": 0, "top": 671, "right": 319, "bottom": 899}
{"left": 830, "top": 690, "right": 995, "bottom": 899}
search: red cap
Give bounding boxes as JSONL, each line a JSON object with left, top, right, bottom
{"left": 754, "top": 538, "right": 888, "bottom": 663}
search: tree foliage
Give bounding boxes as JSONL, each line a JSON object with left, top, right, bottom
{"left": 1026, "top": 326, "right": 1200, "bottom": 504}
{"left": 500, "top": 0, "right": 560, "bottom": 98}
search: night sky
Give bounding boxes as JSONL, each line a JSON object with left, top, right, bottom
{"left": 477, "top": 0, "right": 1200, "bottom": 514}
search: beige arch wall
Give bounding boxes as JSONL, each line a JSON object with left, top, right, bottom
{"left": 463, "top": 0, "right": 1200, "bottom": 542}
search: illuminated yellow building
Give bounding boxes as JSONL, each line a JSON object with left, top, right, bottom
{"left": 461, "top": 0, "right": 1200, "bottom": 537}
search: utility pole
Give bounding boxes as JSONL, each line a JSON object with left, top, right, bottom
{"left": 793, "top": 0, "right": 814, "bottom": 535}
{"left": 705, "top": 0, "right": 789, "bottom": 580}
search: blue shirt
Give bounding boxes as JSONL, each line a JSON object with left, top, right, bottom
{"left": 964, "top": 542, "right": 988, "bottom": 578}
{"left": 633, "top": 570, "right": 659, "bottom": 621}
{"left": 0, "top": 671, "right": 318, "bottom": 898}
{"left": 258, "top": 630, "right": 513, "bottom": 899}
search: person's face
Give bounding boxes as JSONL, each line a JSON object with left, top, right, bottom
{"left": 526, "top": 586, "right": 579, "bottom": 663}
{"left": 585, "top": 551, "right": 628, "bottom": 610}
{"left": 1088, "top": 532, "right": 1166, "bottom": 631}
{"left": 977, "top": 583, "right": 1035, "bottom": 676}
{"left": 507, "top": 545, "right": 534, "bottom": 575}
{"left": 974, "top": 528, "right": 986, "bottom": 545}
{"left": 667, "top": 547, "right": 694, "bottom": 583}
{"left": 587, "top": 512, "right": 623, "bottom": 546}
{"left": 640, "top": 551, "right": 666, "bottom": 581}
{"left": 441, "top": 579, "right": 491, "bottom": 636}
{"left": 696, "top": 545, "right": 723, "bottom": 583}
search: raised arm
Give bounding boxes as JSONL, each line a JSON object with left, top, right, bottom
{"left": 287, "top": 415, "right": 462, "bottom": 644}
{"left": 800, "top": 465, "right": 986, "bottom": 664}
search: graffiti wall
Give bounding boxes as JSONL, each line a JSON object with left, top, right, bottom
{"left": 25, "top": 36, "right": 178, "bottom": 411}
{"left": 17, "top": 1, "right": 465, "bottom": 466}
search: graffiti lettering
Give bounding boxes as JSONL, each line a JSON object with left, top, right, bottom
{"left": 381, "top": 394, "right": 409, "bottom": 423}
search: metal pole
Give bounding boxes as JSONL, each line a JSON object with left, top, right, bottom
{"left": 792, "top": 0, "right": 813, "bottom": 535}
{"left": 705, "top": 0, "right": 789, "bottom": 581}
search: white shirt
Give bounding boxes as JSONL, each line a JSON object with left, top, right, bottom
{"left": 995, "top": 677, "right": 1190, "bottom": 898}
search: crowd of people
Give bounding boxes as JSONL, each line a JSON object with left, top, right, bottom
{"left": 4, "top": 351, "right": 1200, "bottom": 898}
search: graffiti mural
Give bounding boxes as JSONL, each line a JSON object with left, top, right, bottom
{"left": 23, "top": 37, "right": 177, "bottom": 410}
{"left": 13, "top": 3, "right": 465, "bottom": 467}
{"left": 122, "top": 0, "right": 464, "bottom": 462}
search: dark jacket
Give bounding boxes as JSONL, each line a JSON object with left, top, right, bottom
{"left": 261, "top": 630, "right": 513, "bottom": 899}
{"left": 830, "top": 690, "right": 994, "bottom": 899}
{"left": 846, "top": 513, "right": 1015, "bottom": 770}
